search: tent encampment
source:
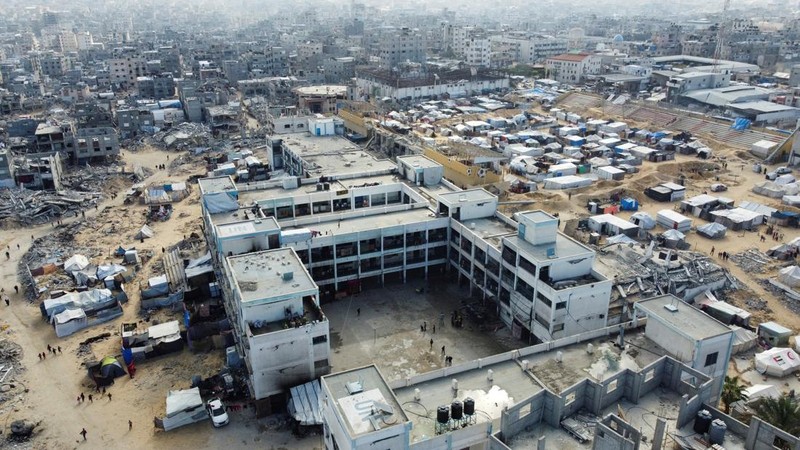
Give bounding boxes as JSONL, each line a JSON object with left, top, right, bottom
{"left": 754, "top": 347, "right": 800, "bottom": 377}
{"left": 53, "top": 308, "right": 88, "bottom": 337}
{"left": 697, "top": 222, "right": 727, "bottom": 239}
{"left": 778, "top": 265, "right": 800, "bottom": 288}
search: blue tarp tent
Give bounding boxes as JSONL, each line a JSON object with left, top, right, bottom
{"left": 620, "top": 197, "right": 639, "bottom": 211}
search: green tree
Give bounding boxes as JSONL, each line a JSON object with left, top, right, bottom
{"left": 720, "top": 376, "right": 748, "bottom": 413}
{"left": 751, "top": 393, "right": 800, "bottom": 436}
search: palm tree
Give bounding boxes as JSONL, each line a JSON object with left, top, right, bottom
{"left": 720, "top": 376, "right": 748, "bottom": 414}
{"left": 751, "top": 393, "right": 800, "bottom": 436}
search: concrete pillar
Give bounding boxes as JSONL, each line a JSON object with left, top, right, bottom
{"left": 537, "top": 436, "right": 546, "bottom": 450}
{"left": 652, "top": 417, "right": 667, "bottom": 450}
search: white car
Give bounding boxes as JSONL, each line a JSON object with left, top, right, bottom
{"left": 775, "top": 166, "right": 793, "bottom": 175}
{"left": 206, "top": 398, "right": 229, "bottom": 427}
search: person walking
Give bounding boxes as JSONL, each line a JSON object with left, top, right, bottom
{"left": 107, "top": 393, "right": 112, "bottom": 401}
{"left": 58, "top": 346, "right": 62, "bottom": 354}
{"left": 441, "top": 345, "right": 446, "bottom": 356}
{"left": 356, "top": 308, "right": 360, "bottom": 317}
{"left": 80, "top": 428, "right": 87, "bottom": 440}
{"left": 88, "top": 394, "right": 93, "bottom": 403}
{"left": 80, "top": 393, "right": 85, "bottom": 402}
{"left": 128, "top": 420, "right": 132, "bottom": 431}
{"left": 430, "top": 338, "right": 433, "bottom": 349}
{"left": 14, "top": 285, "right": 18, "bottom": 294}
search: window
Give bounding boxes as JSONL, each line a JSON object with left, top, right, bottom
{"left": 565, "top": 392, "right": 576, "bottom": 405}
{"left": 704, "top": 352, "right": 718, "bottom": 367}
{"left": 556, "top": 302, "right": 566, "bottom": 310}
{"left": 553, "top": 323, "right": 564, "bottom": 332}
{"left": 606, "top": 379, "right": 618, "bottom": 393}
{"left": 284, "top": 124, "right": 291, "bottom": 129}
{"left": 644, "top": 369, "right": 655, "bottom": 382}
{"left": 314, "top": 359, "right": 329, "bottom": 369}
{"left": 518, "top": 404, "right": 531, "bottom": 418}
{"left": 537, "top": 292, "right": 552, "bottom": 308}
{"left": 312, "top": 335, "right": 328, "bottom": 345}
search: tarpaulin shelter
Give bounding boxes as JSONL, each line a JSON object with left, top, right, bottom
{"left": 755, "top": 348, "right": 800, "bottom": 377}
{"left": 64, "top": 254, "right": 89, "bottom": 272}
{"left": 53, "top": 308, "right": 87, "bottom": 337}
{"left": 778, "top": 265, "right": 800, "bottom": 288}
{"left": 41, "top": 289, "right": 115, "bottom": 319}
{"left": 697, "top": 222, "right": 727, "bottom": 239}
{"left": 629, "top": 212, "right": 655, "bottom": 230}
{"left": 619, "top": 197, "right": 638, "bottom": 211}
{"left": 157, "top": 387, "right": 208, "bottom": 431}
{"left": 87, "top": 356, "right": 127, "bottom": 387}
{"left": 743, "top": 384, "right": 780, "bottom": 403}
{"left": 136, "top": 225, "right": 155, "bottom": 240}
{"left": 288, "top": 380, "right": 323, "bottom": 426}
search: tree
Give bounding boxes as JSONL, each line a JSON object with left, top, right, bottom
{"left": 751, "top": 393, "right": 800, "bottom": 436}
{"left": 720, "top": 376, "right": 748, "bottom": 414}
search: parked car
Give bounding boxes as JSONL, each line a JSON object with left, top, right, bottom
{"left": 775, "top": 166, "right": 793, "bottom": 175}
{"left": 206, "top": 398, "right": 229, "bottom": 427}
{"left": 766, "top": 172, "right": 778, "bottom": 181}
{"left": 710, "top": 183, "right": 727, "bottom": 192}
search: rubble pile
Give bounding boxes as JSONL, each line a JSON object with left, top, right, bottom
{"left": 62, "top": 162, "right": 148, "bottom": 192}
{"left": 0, "top": 188, "right": 101, "bottom": 225}
{"left": 730, "top": 248, "right": 772, "bottom": 274}
{"left": 151, "top": 123, "right": 213, "bottom": 150}
{"left": 17, "top": 222, "right": 103, "bottom": 298}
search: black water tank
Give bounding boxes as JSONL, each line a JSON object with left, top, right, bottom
{"left": 451, "top": 400, "right": 463, "bottom": 420}
{"left": 694, "top": 409, "right": 712, "bottom": 434}
{"left": 464, "top": 398, "right": 475, "bottom": 416}
{"left": 437, "top": 406, "right": 450, "bottom": 424}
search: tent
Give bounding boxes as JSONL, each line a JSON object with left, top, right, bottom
{"left": 87, "top": 356, "right": 127, "bottom": 387}
{"left": 136, "top": 225, "right": 155, "bottom": 240}
{"left": 202, "top": 192, "right": 238, "bottom": 214}
{"left": 64, "top": 254, "right": 90, "bottom": 272}
{"left": 752, "top": 181, "right": 788, "bottom": 199}
{"left": 778, "top": 266, "right": 800, "bottom": 288}
{"left": 767, "top": 244, "right": 795, "bottom": 260}
{"left": 630, "top": 212, "right": 656, "bottom": 230}
{"left": 53, "top": 308, "right": 88, "bottom": 337}
{"left": 606, "top": 234, "right": 637, "bottom": 245}
{"left": 656, "top": 209, "right": 692, "bottom": 232}
{"left": 661, "top": 229, "right": 685, "bottom": 241}
{"left": 41, "top": 289, "right": 115, "bottom": 319}
{"left": 158, "top": 387, "right": 208, "bottom": 431}
{"left": 743, "top": 384, "right": 780, "bottom": 403}
{"left": 783, "top": 195, "right": 800, "bottom": 207}
{"left": 755, "top": 348, "right": 800, "bottom": 377}
{"left": 620, "top": 197, "right": 639, "bottom": 211}
{"left": 697, "top": 222, "right": 727, "bottom": 239}
{"left": 730, "top": 326, "right": 757, "bottom": 354}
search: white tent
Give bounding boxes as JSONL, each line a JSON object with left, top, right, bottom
{"left": 136, "top": 224, "right": 155, "bottom": 240}
{"left": 606, "top": 234, "right": 637, "bottom": 245}
{"left": 661, "top": 229, "right": 685, "bottom": 241}
{"left": 783, "top": 195, "right": 800, "bottom": 206}
{"left": 64, "top": 254, "right": 90, "bottom": 272}
{"left": 778, "top": 266, "right": 800, "bottom": 288}
{"left": 161, "top": 387, "right": 208, "bottom": 431}
{"left": 630, "top": 212, "right": 656, "bottom": 230}
{"left": 755, "top": 347, "right": 800, "bottom": 377}
{"left": 743, "top": 384, "right": 780, "bottom": 403}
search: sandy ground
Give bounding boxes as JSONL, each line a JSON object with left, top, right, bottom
{"left": 0, "top": 145, "right": 321, "bottom": 450}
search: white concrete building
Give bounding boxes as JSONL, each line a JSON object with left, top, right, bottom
{"left": 220, "top": 248, "right": 330, "bottom": 410}
{"left": 635, "top": 294, "right": 734, "bottom": 400}
{"left": 545, "top": 53, "right": 602, "bottom": 84}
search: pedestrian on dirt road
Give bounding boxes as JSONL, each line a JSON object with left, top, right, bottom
{"left": 430, "top": 338, "right": 433, "bottom": 349}
{"left": 38, "top": 354, "right": 42, "bottom": 361}
{"left": 88, "top": 394, "right": 93, "bottom": 403}
{"left": 4, "top": 297, "right": 8, "bottom": 306}
{"left": 107, "top": 393, "right": 112, "bottom": 401}
{"left": 80, "top": 428, "right": 87, "bottom": 440}
{"left": 14, "top": 285, "right": 18, "bottom": 294}
{"left": 58, "top": 346, "right": 62, "bottom": 354}
{"left": 81, "top": 393, "right": 85, "bottom": 402}
{"left": 5, "top": 251, "right": 9, "bottom": 260}
{"left": 441, "top": 345, "right": 446, "bottom": 355}
{"left": 16, "top": 244, "right": 19, "bottom": 250}
{"left": 128, "top": 420, "right": 133, "bottom": 431}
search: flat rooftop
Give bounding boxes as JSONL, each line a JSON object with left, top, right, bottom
{"left": 397, "top": 154, "right": 441, "bottom": 169}
{"left": 394, "top": 359, "right": 541, "bottom": 444}
{"left": 438, "top": 188, "right": 496, "bottom": 205}
{"left": 281, "top": 133, "right": 397, "bottom": 176}
{"left": 216, "top": 218, "right": 280, "bottom": 239}
{"left": 227, "top": 248, "right": 317, "bottom": 303}
{"left": 238, "top": 174, "right": 401, "bottom": 204}
{"left": 283, "top": 206, "right": 440, "bottom": 236}
{"left": 505, "top": 232, "right": 593, "bottom": 262}
{"left": 322, "top": 365, "right": 409, "bottom": 439}
{"left": 457, "top": 216, "right": 517, "bottom": 249}
{"left": 198, "top": 175, "right": 237, "bottom": 195}
{"left": 635, "top": 294, "right": 731, "bottom": 341}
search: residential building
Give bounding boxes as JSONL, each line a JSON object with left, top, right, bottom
{"left": 116, "top": 107, "right": 155, "bottom": 138}
{"left": 34, "top": 123, "right": 71, "bottom": 154}
{"left": 13, "top": 155, "right": 63, "bottom": 190}
{"left": 294, "top": 85, "right": 348, "bottom": 114}
{"left": 71, "top": 126, "right": 120, "bottom": 162}
{"left": 136, "top": 74, "right": 175, "bottom": 100}
{"left": 490, "top": 34, "right": 569, "bottom": 65}
{"left": 374, "top": 27, "right": 426, "bottom": 68}
{"left": 545, "top": 52, "right": 602, "bottom": 83}
{"left": 109, "top": 56, "right": 148, "bottom": 88}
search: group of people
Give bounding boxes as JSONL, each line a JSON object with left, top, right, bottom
{"left": 37, "top": 344, "right": 61, "bottom": 360}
